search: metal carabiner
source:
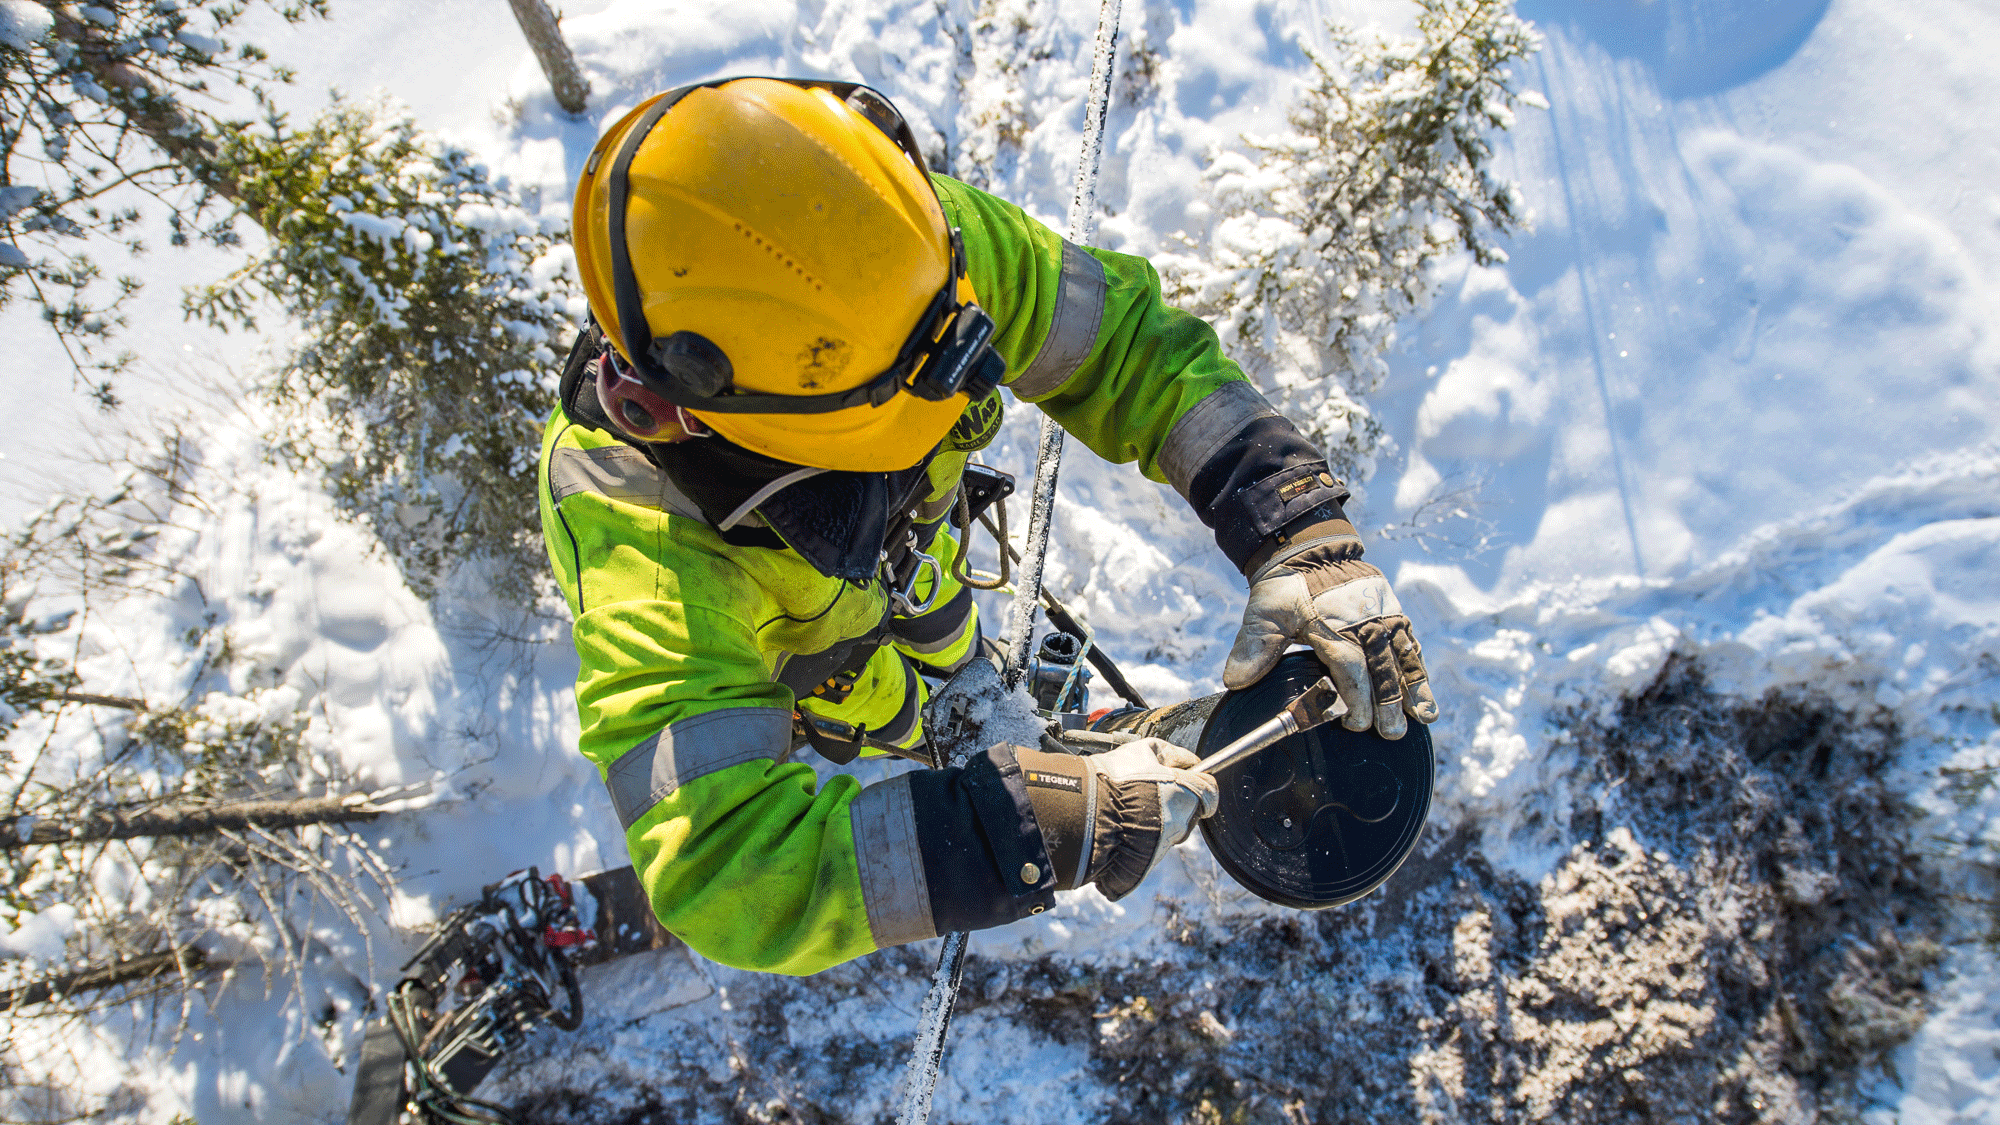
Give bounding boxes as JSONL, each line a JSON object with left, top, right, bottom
{"left": 888, "top": 545, "right": 944, "bottom": 618}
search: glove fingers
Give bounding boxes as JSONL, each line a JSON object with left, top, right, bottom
{"left": 1179, "top": 771, "right": 1220, "bottom": 820}
{"left": 1153, "top": 743, "right": 1201, "bottom": 771}
{"left": 1373, "top": 698, "right": 1408, "bottom": 740}
{"left": 1405, "top": 680, "right": 1439, "bottom": 725}
{"left": 1098, "top": 739, "right": 1177, "bottom": 783}
{"left": 1390, "top": 625, "right": 1440, "bottom": 724}
{"left": 1303, "top": 628, "right": 1375, "bottom": 732}
{"left": 1355, "top": 618, "right": 1409, "bottom": 740}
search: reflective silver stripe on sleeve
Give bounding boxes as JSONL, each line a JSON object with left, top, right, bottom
{"left": 548, "top": 444, "right": 757, "bottom": 526}
{"left": 849, "top": 772, "right": 938, "bottom": 948}
{"left": 1156, "top": 380, "right": 1282, "bottom": 501}
{"left": 1009, "top": 241, "right": 1107, "bottom": 399}
{"left": 604, "top": 707, "right": 792, "bottom": 831}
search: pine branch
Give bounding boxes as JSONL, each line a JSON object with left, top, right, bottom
{"left": 45, "top": 10, "right": 246, "bottom": 210}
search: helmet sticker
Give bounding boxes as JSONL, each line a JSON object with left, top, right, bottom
{"left": 944, "top": 391, "right": 1004, "bottom": 453}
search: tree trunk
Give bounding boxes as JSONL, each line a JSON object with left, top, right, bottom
{"left": 508, "top": 0, "right": 591, "bottom": 115}
{"left": 0, "top": 946, "right": 215, "bottom": 1011}
{"left": 57, "top": 690, "right": 148, "bottom": 711}
{"left": 6, "top": 793, "right": 383, "bottom": 851}
{"left": 48, "top": 11, "right": 245, "bottom": 207}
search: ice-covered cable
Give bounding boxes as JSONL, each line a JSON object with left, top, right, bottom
{"left": 1000, "top": 0, "right": 1123, "bottom": 691}
{"left": 1066, "top": 0, "right": 1121, "bottom": 248}
{"left": 899, "top": 4, "right": 1124, "bottom": 1124}
{"left": 895, "top": 930, "right": 968, "bottom": 1125}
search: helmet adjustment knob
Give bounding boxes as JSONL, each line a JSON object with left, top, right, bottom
{"left": 650, "top": 332, "right": 734, "bottom": 397}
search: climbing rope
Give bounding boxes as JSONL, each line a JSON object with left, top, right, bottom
{"left": 896, "top": 2, "right": 1124, "bottom": 1121}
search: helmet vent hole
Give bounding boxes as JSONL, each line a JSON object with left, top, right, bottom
{"left": 733, "top": 222, "right": 822, "bottom": 291}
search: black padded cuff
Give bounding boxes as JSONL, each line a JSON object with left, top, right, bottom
{"left": 907, "top": 743, "right": 1058, "bottom": 933}
{"left": 1182, "top": 414, "right": 1352, "bottom": 572}
{"left": 1208, "top": 469, "right": 1352, "bottom": 574}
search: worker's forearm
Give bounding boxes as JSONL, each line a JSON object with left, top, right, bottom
{"left": 618, "top": 718, "right": 1055, "bottom": 975}
{"left": 931, "top": 175, "right": 1352, "bottom": 574}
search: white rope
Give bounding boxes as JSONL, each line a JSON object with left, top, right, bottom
{"left": 897, "top": 3, "right": 1124, "bottom": 1123}
{"left": 1000, "top": 0, "right": 1122, "bottom": 692}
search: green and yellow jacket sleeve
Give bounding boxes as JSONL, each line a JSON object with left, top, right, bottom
{"left": 937, "top": 174, "right": 1353, "bottom": 572}
{"left": 539, "top": 177, "right": 1356, "bottom": 980}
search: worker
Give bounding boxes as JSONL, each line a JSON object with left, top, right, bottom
{"left": 538, "top": 77, "right": 1439, "bottom": 975}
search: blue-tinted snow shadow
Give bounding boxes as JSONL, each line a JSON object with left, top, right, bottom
{"left": 1171, "top": 0, "right": 1313, "bottom": 123}
{"left": 1365, "top": 261, "right": 1555, "bottom": 593}
{"left": 504, "top": 6, "right": 801, "bottom": 188}
{"left": 1517, "top": 0, "right": 1831, "bottom": 99}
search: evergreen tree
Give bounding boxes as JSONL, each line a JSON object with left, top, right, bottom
{"left": 191, "top": 96, "right": 577, "bottom": 597}
{"left": 0, "top": 0, "right": 324, "bottom": 404}
{"left": 1163, "top": 0, "right": 1544, "bottom": 480}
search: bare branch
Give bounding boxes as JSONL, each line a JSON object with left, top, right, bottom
{"left": 6, "top": 793, "right": 385, "bottom": 850}
{"left": 55, "top": 691, "right": 149, "bottom": 711}
{"left": 0, "top": 947, "right": 220, "bottom": 1012}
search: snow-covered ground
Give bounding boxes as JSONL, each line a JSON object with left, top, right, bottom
{"left": 4, "top": 0, "right": 1999, "bottom": 1121}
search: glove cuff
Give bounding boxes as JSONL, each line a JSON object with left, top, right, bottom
{"left": 1245, "top": 513, "right": 1364, "bottom": 586}
{"left": 1159, "top": 382, "right": 1354, "bottom": 571}
{"left": 1015, "top": 746, "right": 1093, "bottom": 891}
{"left": 1014, "top": 744, "right": 1165, "bottom": 900}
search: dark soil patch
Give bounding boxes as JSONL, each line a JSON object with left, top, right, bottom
{"left": 497, "top": 657, "right": 1940, "bottom": 1125}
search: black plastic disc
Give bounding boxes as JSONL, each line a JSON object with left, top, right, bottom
{"left": 1196, "top": 651, "right": 1434, "bottom": 910}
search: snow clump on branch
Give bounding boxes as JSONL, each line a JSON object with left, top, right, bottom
{"left": 1161, "top": 0, "right": 1543, "bottom": 483}
{"left": 189, "top": 94, "right": 581, "bottom": 598}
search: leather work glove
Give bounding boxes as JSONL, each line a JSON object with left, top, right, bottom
{"left": 1225, "top": 538, "right": 1439, "bottom": 740}
{"left": 1014, "top": 738, "right": 1220, "bottom": 900}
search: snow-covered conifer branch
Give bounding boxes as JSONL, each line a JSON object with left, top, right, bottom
{"left": 188, "top": 95, "right": 579, "bottom": 598}
{"left": 0, "top": 0, "right": 328, "bottom": 403}
{"left": 1162, "top": 0, "right": 1542, "bottom": 480}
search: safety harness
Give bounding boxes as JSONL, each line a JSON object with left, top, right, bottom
{"left": 557, "top": 323, "right": 1013, "bottom": 763}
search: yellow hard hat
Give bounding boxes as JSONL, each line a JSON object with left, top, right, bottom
{"left": 573, "top": 77, "right": 1004, "bottom": 472}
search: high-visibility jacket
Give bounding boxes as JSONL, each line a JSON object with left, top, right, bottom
{"left": 537, "top": 174, "right": 1350, "bottom": 975}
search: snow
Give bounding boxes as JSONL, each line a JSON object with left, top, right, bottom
{"left": 0, "top": 0, "right": 52, "bottom": 51}
{"left": 2, "top": 0, "right": 1999, "bottom": 1121}
{"left": 0, "top": 903, "right": 77, "bottom": 962}
{"left": 173, "top": 31, "right": 222, "bottom": 56}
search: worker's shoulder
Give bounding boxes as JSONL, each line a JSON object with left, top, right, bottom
{"left": 929, "top": 174, "right": 1051, "bottom": 238}
{"left": 539, "top": 408, "right": 682, "bottom": 509}
{"left": 542, "top": 402, "right": 623, "bottom": 458}
{"left": 537, "top": 416, "right": 813, "bottom": 591}
{"left": 928, "top": 175, "right": 1065, "bottom": 294}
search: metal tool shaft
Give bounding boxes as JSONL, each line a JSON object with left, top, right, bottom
{"left": 1194, "top": 676, "right": 1343, "bottom": 774}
